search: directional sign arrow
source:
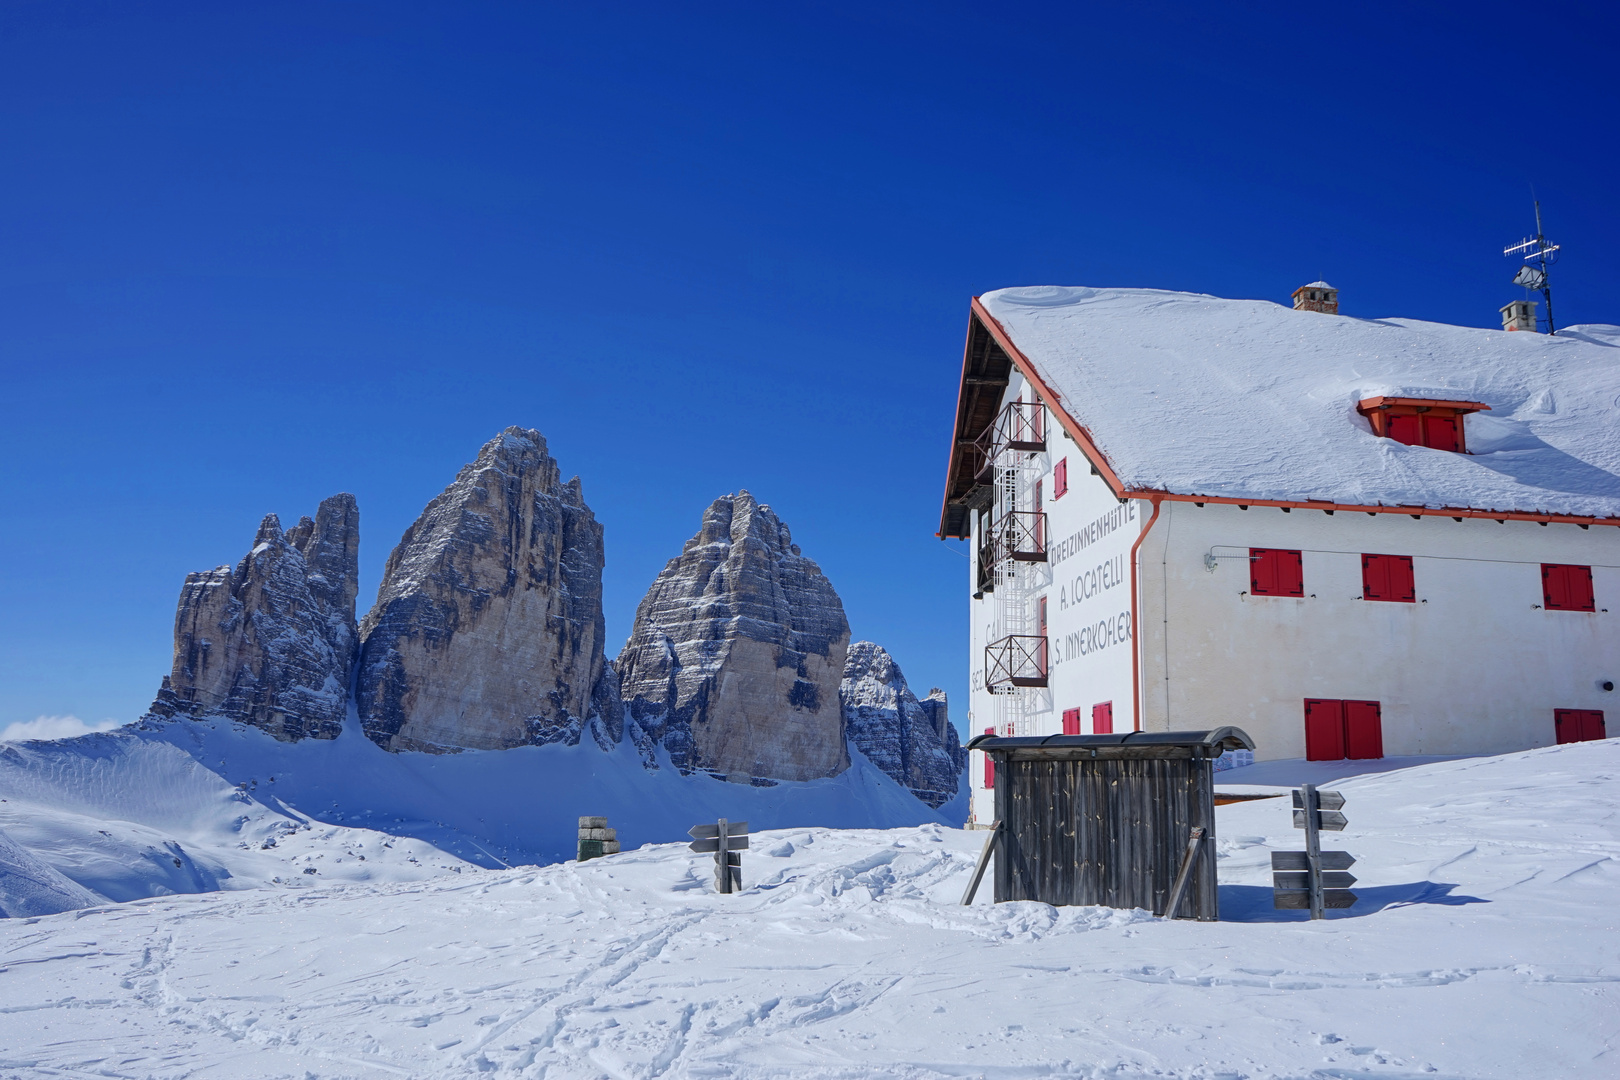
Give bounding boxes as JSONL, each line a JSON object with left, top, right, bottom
{"left": 1293, "top": 809, "right": 1348, "bottom": 831}
{"left": 1273, "top": 889, "right": 1357, "bottom": 909}
{"left": 1272, "top": 871, "right": 1358, "bottom": 890}
{"left": 1271, "top": 850, "right": 1355, "bottom": 871}
{"left": 689, "top": 822, "right": 749, "bottom": 840}
{"left": 1292, "top": 790, "right": 1345, "bottom": 811}
{"left": 688, "top": 836, "right": 751, "bottom": 854}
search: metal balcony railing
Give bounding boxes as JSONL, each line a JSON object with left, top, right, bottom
{"left": 977, "top": 510, "right": 1048, "bottom": 593}
{"left": 985, "top": 634, "right": 1049, "bottom": 691}
{"left": 991, "top": 510, "right": 1046, "bottom": 563}
{"left": 973, "top": 400, "right": 1046, "bottom": 481}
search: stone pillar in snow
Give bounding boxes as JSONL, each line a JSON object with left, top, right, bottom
{"left": 617, "top": 492, "right": 851, "bottom": 783}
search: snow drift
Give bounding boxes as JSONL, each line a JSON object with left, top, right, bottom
{"left": 0, "top": 738, "right": 1614, "bottom": 1077}
{"left": 0, "top": 714, "right": 963, "bottom": 907}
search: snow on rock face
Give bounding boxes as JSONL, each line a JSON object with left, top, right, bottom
{"left": 840, "top": 641, "right": 965, "bottom": 807}
{"left": 0, "top": 826, "right": 100, "bottom": 917}
{"left": 143, "top": 494, "right": 359, "bottom": 741}
{"left": 979, "top": 286, "right": 1620, "bottom": 517}
{"left": 618, "top": 491, "right": 852, "bottom": 783}
{"left": 357, "top": 427, "right": 614, "bottom": 753}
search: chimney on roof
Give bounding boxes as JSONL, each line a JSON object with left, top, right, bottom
{"left": 1292, "top": 281, "right": 1339, "bottom": 314}
{"left": 1500, "top": 298, "right": 1537, "bottom": 332}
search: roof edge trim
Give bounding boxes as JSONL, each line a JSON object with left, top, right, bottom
{"left": 969, "top": 296, "right": 1127, "bottom": 498}
{"left": 1136, "top": 490, "right": 1620, "bottom": 527}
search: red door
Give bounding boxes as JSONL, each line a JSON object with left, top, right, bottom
{"left": 1304, "top": 699, "right": 1345, "bottom": 760}
{"left": 1344, "top": 700, "right": 1384, "bottom": 759}
{"left": 1555, "top": 710, "right": 1607, "bottom": 744}
{"left": 1092, "top": 701, "right": 1113, "bottom": 735}
{"left": 1306, "top": 699, "right": 1385, "bottom": 760}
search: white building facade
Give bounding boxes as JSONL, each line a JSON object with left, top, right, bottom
{"left": 939, "top": 287, "right": 1620, "bottom": 826}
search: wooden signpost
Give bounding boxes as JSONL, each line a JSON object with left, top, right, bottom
{"left": 689, "top": 818, "right": 748, "bottom": 893}
{"left": 1272, "top": 784, "right": 1357, "bottom": 918}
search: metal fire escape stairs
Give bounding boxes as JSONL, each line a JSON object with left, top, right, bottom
{"left": 976, "top": 399, "right": 1052, "bottom": 736}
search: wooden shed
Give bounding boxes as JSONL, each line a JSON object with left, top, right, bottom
{"left": 963, "top": 727, "right": 1255, "bottom": 920}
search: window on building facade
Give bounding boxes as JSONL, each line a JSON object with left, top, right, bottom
{"left": 1362, "top": 553, "right": 1416, "bottom": 602}
{"left": 1542, "top": 564, "right": 1595, "bottom": 611}
{"left": 1304, "top": 699, "right": 1383, "bottom": 761}
{"left": 1250, "top": 548, "right": 1304, "bottom": 597}
{"left": 1357, "top": 396, "right": 1488, "bottom": 453}
{"left": 1092, "top": 701, "right": 1113, "bottom": 735}
{"left": 1053, "top": 457, "right": 1068, "bottom": 499}
{"left": 1061, "top": 708, "right": 1082, "bottom": 735}
{"left": 1555, "top": 709, "right": 1606, "bottom": 744}
{"left": 1386, "top": 413, "right": 1461, "bottom": 452}
{"left": 982, "top": 727, "right": 995, "bottom": 788}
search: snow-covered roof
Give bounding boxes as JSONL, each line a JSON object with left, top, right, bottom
{"left": 973, "top": 286, "right": 1620, "bottom": 519}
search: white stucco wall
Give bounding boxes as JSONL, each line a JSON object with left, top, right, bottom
{"left": 965, "top": 396, "right": 1145, "bottom": 824}
{"left": 1138, "top": 500, "right": 1619, "bottom": 759}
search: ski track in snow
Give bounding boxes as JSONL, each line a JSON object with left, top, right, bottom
{"left": 0, "top": 742, "right": 1616, "bottom": 1078}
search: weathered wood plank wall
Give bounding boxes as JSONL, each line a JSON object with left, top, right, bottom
{"left": 992, "top": 749, "right": 1218, "bottom": 919}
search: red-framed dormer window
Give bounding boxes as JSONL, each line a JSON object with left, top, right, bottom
{"left": 1357, "top": 396, "right": 1490, "bottom": 453}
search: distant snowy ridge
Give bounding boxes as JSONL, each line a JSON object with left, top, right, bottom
{"left": 0, "top": 710, "right": 960, "bottom": 911}
{"left": 0, "top": 826, "right": 101, "bottom": 917}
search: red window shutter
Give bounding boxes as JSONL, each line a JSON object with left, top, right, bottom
{"left": 1037, "top": 597, "right": 1048, "bottom": 675}
{"left": 1362, "top": 554, "right": 1415, "bottom": 602}
{"left": 1543, "top": 564, "right": 1595, "bottom": 611}
{"left": 1304, "top": 699, "right": 1345, "bottom": 761}
{"left": 1251, "top": 549, "right": 1304, "bottom": 597}
{"left": 1422, "top": 414, "right": 1460, "bottom": 452}
{"left": 1092, "top": 701, "right": 1113, "bottom": 735}
{"left": 1387, "top": 414, "right": 1422, "bottom": 446}
{"left": 1556, "top": 709, "right": 1607, "bottom": 744}
{"left": 1061, "top": 708, "right": 1081, "bottom": 735}
{"left": 1344, "top": 700, "right": 1384, "bottom": 760}
{"left": 1054, "top": 458, "right": 1068, "bottom": 499}
{"left": 982, "top": 727, "right": 996, "bottom": 787}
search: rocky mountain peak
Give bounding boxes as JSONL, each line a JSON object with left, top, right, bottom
{"left": 143, "top": 493, "right": 360, "bottom": 741}
{"left": 356, "top": 427, "right": 614, "bottom": 753}
{"left": 841, "top": 641, "right": 964, "bottom": 808}
{"left": 617, "top": 491, "right": 851, "bottom": 782}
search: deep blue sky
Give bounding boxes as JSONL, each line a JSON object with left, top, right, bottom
{"left": 2, "top": 2, "right": 1616, "bottom": 734}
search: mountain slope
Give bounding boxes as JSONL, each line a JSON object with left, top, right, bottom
{"left": 0, "top": 715, "right": 959, "bottom": 904}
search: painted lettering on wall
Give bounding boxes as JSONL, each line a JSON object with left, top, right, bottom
{"left": 1049, "top": 502, "right": 1137, "bottom": 568}
{"left": 1059, "top": 554, "right": 1126, "bottom": 611}
{"left": 1063, "top": 611, "right": 1132, "bottom": 659}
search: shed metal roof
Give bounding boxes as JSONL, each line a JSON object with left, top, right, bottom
{"left": 965, "top": 727, "right": 1255, "bottom": 754}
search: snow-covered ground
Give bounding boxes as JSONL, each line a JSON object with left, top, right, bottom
{"left": 2, "top": 740, "right": 1615, "bottom": 1078}
{"left": 0, "top": 716, "right": 962, "bottom": 906}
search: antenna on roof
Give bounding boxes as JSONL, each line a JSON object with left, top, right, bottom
{"left": 1503, "top": 197, "right": 1559, "bottom": 334}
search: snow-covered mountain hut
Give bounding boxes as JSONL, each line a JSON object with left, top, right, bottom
{"left": 939, "top": 286, "right": 1620, "bottom": 826}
